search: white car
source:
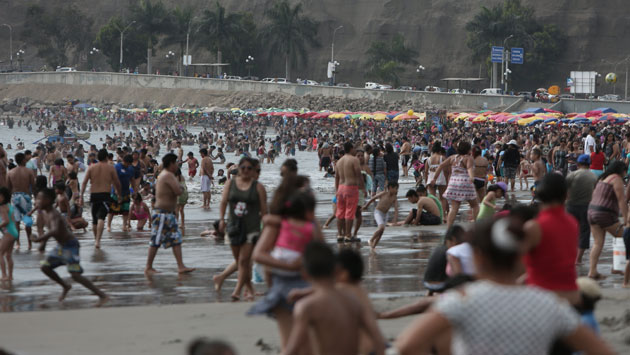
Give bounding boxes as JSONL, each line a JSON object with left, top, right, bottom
{"left": 379, "top": 84, "right": 392, "bottom": 90}
{"left": 450, "top": 88, "right": 470, "bottom": 94}
{"left": 261, "top": 78, "right": 275, "bottom": 82}
{"left": 274, "top": 78, "right": 289, "bottom": 84}
{"left": 480, "top": 88, "right": 504, "bottom": 95}
{"left": 56, "top": 67, "right": 76, "bottom": 72}
{"left": 224, "top": 75, "right": 242, "bottom": 80}
{"left": 365, "top": 82, "right": 380, "bottom": 89}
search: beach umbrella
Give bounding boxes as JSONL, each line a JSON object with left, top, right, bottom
{"left": 393, "top": 113, "right": 420, "bottom": 121}
{"left": 74, "top": 103, "right": 93, "bottom": 109}
{"left": 373, "top": 114, "right": 386, "bottom": 121}
{"left": 473, "top": 116, "right": 487, "bottom": 123}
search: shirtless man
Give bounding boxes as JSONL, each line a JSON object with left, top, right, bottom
{"left": 78, "top": 149, "right": 121, "bottom": 249}
{"left": 335, "top": 142, "right": 365, "bottom": 242}
{"left": 31, "top": 188, "right": 108, "bottom": 306}
{"left": 176, "top": 141, "right": 184, "bottom": 164}
{"left": 7, "top": 153, "right": 35, "bottom": 250}
{"left": 318, "top": 142, "right": 332, "bottom": 172}
{"left": 400, "top": 136, "right": 412, "bottom": 177}
{"left": 284, "top": 242, "right": 385, "bottom": 355}
{"left": 199, "top": 148, "right": 214, "bottom": 209}
{"left": 66, "top": 155, "right": 79, "bottom": 175}
{"left": 401, "top": 186, "right": 442, "bottom": 226}
{"left": 363, "top": 182, "right": 399, "bottom": 249}
{"left": 530, "top": 148, "right": 545, "bottom": 189}
{"left": 144, "top": 153, "right": 195, "bottom": 275}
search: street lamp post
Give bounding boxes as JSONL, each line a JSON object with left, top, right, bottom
{"left": 330, "top": 25, "right": 343, "bottom": 86}
{"left": 118, "top": 20, "right": 136, "bottom": 72}
{"left": 1, "top": 24, "right": 12, "bottom": 69}
{"left": 89, "top": 47, "right": 100, "bottom": 71}
{"left": 502, "top": 34, "right": 513, "bottom": 93}
{"left": 245, "top": 55, "right": 254, "bottom": 77}
{"left": 165, "top": 50, "right": 175, "bottom": 75}
{"left": 16, "top": 49, "right": 24, "bottom": 71}
{"left": 416, "top": 65, "right": 425, "bottom": 90}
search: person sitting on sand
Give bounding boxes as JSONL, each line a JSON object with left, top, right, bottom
{"left": 363, "top": 181, "right": 399, "bottom": 249}
{"left": 283, "top": 242, "right": 385, "bottom": 355}
{"left": 129, "top": 193, "right": 150, "bottom": 231}
{"left": 31, "top": 188, "right": 109, "bottom": 306}
{"left": 399, "top": 185, "right": 442, "bottom": 226}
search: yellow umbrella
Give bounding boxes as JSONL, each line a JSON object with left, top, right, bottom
{"left": 359, "top": 114, "right": 373, "bottom": 120}
{"left": 473, "top": 116, "right": 487, "bottom": 123}
{"left": 373, "top": 114, "right": 386, "bottom": 121}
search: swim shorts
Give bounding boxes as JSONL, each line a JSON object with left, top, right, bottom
{"left": 41, "top": 238, "right": 83, "bottom": 274}
{"left": 336, "top": 185, "right": 359, "bottom": 220}
{"left": 504, "top": 166, "right": 517, "bottom": 180}
{"left": 150, "top": 209, "right": 183, "bottom": 249}
{"left": 201, "top": 175, "right": 212, "bottom": 192}
{"left": 109, "top": 193, "right": 130, "bottom": 214}
{"left": 411, "top": 209, "right": 441, "bottom": 225}
{"left": 402, "top": 155, "right": 410, "bottom": 167}
{"left": 320, "top": 156, "right": 331, "bottom": 168}
{"left": 188, "top": 169, "right": 197, "bottom": 177}
{"left": 90, "top": 192, "right": 111, "bottom": 224}
{"left": 11, "top": 192, "right": 32, "bottom": 223}
{"left": 374, "top": 209, "right": 387, "bottom": 227}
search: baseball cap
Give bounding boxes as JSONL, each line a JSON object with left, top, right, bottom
{"left": 507, "top": 139, "right": 518, "bottom": 147}
{"left": 577, "top": 154, "right": 590, "bottom": 165}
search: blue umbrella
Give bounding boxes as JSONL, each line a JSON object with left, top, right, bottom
{"left": 527, "top": 119, "right": 543, "bottom": 126}
{"left": 74, "top": 103, "right": 93, "bottom": 109}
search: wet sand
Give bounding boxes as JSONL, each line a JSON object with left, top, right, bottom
{"left": 1, "top": 289, "right": 629, "bottom": 355}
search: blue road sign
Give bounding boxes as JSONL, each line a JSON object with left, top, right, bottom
{"left": 511, "top": 47, "right": 524, "bottom": 64}
{"left": 491, "top": 46, "right": 503, "bottom": 63}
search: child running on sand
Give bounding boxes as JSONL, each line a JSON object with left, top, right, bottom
{"left": 283, "top": 241, "right": 385, "bottom": 355}
{"left": 31, "top": 188, "right": 108, "bottom": 306}
{"left": 0, "top": 187, "right": 18, "bottom": 281}
{"left": 363, "top": 181, "right": 399, "bottom": 249}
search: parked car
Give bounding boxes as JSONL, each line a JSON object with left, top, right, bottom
{"left": 224, "top": 75, "right": 242, "bottom": 80}
{"left": 298, "top": 79, "right": 319, "bottom": 85}
{"left": 242, "top": 76, "right": 259, "bottom": 81}
{"left": 598, "top": 94, "right": 621, "bottom": 101}
{"left": 261, "top": 78, "right": 275, "bottom": 82}
{"left": 365, "top": 82, "right": 380, "bottom": 89}
{"left": 480, "top": 88, "right": 504, "bottom": 95}
{"left": 397, "top": 86, "right": 413, "bottom": 91}
{"left": 558, "top": 94, "right": 574, "bottom": 99}
{"left": 424, "top": 86, "right": 440, "bottom": 92}
{"left": 379, "top": 84, "right": 393, "bottom": 90}
{"left": 56, "top": 67, "right": 76, "bottom": 72}
{"left": 336, "top": 83, "right": 350, "bottom": 87}
{"left": 450, "top": 88, "right": 470, "bottom": 94}
{"left": 517, "top": 91, "right": 534, "bottom": 102}
{"left": 274, "top": 78, "right": 289, "bottom": 84}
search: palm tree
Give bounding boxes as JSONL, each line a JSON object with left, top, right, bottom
{"left": 164, "top": 5, "right": 196, "bottom": 74}
{"left": 199, "top": 1, "right": 245, "bottom": 76}
{"left": 130, "top": 0, "right": 171, "bottom": 73}
{"left": 262, "top": 0, "right": 320, "bottom": 81}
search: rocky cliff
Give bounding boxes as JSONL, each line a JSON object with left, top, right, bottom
{"left": 0, "top": 0, "right": 626, "bottom": 92}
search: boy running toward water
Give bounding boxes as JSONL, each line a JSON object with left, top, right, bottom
{"left": 283, "top": 242, "right": 385, "bottom": 355}
{"left": 31, "top": 188, "right": 108, "bottom": 306}
{"left": 363, "top": 181, "right": 399, "bottom": 249}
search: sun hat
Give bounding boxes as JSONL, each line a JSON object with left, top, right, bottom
{"left": 496, "top": 181, "right": 508, "bottom": 195}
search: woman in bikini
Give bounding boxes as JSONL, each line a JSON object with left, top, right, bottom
{"left": 425, "top": 142, "right": 449, "bottom": 215}
{"left": 472, "top": 146, "right": 489, "bottom": 202}
{"left": 587, "top": 161, "right": 628, "bottom": 280}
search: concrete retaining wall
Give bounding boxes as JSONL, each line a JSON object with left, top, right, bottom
{"left": 559, "top": 99, "right": 630, "bottom": 114}
{"left": 0, "top": 72, "right": 520, "bottom": 110}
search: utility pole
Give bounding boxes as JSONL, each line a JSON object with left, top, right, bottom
{"left": 1, "top": 24, "right": 12, "bottom": 69}
{"left": 331, "top": 26, "right": 343, "bottom": 86}
{"left": 502, "top": 35, "right": 513, "bottom": 93}
{"left": 118, "top": 20, "right": 136, "bottom": 72}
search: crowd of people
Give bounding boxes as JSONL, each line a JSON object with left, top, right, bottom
{"left": 1, "top": 104, "right": 629, "bottom": 354}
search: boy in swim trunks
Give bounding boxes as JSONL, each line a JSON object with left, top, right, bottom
{"left": 363, "top": 181, "right": 399, "bottom": 249}
{"left": 31, "top": 188, "right": 108, "bottom": 306}
{"left": 184, "top": 152, "right": 199, "bottom": 181}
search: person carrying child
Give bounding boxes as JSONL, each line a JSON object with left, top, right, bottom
{"left": 363, "top": 181, "right": 399, "bottom": 249}
{"left": 248, "top": 189, "right": 323, "bottom": 353}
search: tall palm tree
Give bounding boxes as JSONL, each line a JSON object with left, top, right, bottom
{"left": 130, "top": 0, "right": 171, "bottom": 73}
{"left": 262, "top": 0, "right": 320, "bottom": 80}
{"left": 164, "top": 5, "right": 196, "bottom": 74}
{"left": 199, "top": 1, "right": 244, "bottom": 76}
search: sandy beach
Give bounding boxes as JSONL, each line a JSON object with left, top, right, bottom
{"left": 1, "top": 289, "right": 629, "bottom": 355}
